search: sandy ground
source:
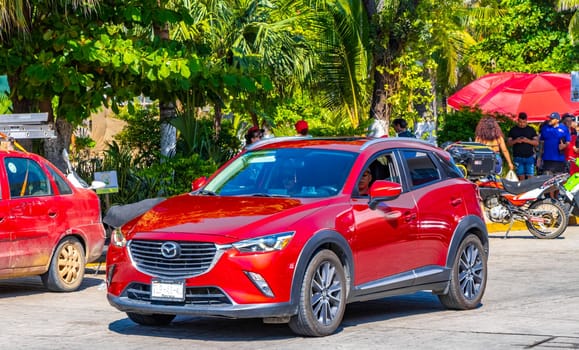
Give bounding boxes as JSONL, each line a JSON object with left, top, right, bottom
{"left": 89, "top": 108, "right": 126, "bottom": 153}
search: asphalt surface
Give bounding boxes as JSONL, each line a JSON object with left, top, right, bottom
{"left": 1, "top": 225, "right": 578, "bottom": 349}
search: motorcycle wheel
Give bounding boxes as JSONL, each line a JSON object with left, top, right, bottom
{"left": 525, "top": 199, "right": 568, "bottom": 239}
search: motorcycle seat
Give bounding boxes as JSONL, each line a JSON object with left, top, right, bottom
{"left": 501, "top": 175, "right": 552, "bottom": 195}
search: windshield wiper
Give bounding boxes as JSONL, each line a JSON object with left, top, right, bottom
{"left": 251, "top": 193, "right": 289, "bottom": 198}
{"left": 251, "top": 193, "right": 272, "bottom": 197}
{"left": 196, "top": 189, "right": 217, "bottom": 196}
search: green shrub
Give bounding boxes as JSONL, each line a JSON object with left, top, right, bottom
{"left": 438, "top": 107, "right": 516, "bottom": 146}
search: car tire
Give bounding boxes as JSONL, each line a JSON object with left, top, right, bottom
{"left": 41, "top": 237, "right": 86, "bottom": 292}
{"left": 438, "top": 233, "right": 487, "bottom": 310}
{"left": 289, "top": 249, "right": 346, "bottom": 337}
{"left": 127, "top": 312, "right": 176, "bottom": 326}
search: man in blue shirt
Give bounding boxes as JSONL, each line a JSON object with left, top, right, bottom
{"left": 539, "top": 112, "right": 570, "bottom": 174}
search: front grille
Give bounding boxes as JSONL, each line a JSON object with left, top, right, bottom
{"left": 128, "top": 240, "right": 218, "bottom": 278}
{"left": 125, "top": 283, "right": 231, "bottom": 305}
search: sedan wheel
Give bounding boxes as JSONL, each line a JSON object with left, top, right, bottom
{"left": 438, "top": 234, "right": 487, "bottom": 310}
{"left": 41, "top": 237, "right": 86, "bottom": 292}
{"left": 289, "top": 250, "right": 346, "bottom": 337}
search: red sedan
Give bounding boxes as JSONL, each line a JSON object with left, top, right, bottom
{"left": 0, "top": 150, "right": 105, "bottom": 292}
{"left": 106, "top": 137, "right": 489, "bottom": 336}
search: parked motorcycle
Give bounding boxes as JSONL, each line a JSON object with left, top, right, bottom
{"left": 476, "top": 174, "right": 569, "bottom": 239}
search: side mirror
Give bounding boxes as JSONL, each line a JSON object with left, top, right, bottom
{"left": 191, "top": 176, "right": 208, "bottom": 191}
{"left": 90, "top": 180, "right": 107, "bottom": 190}
{"left": 368, "top": 180, "right": 403, "bottom": 210}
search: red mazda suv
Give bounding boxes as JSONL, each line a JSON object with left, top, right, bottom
{"left": 106, "top": 137, "right": 489, "bottom": 336}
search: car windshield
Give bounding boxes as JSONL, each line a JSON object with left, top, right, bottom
{"left": 204, "top": 148, "right": 357, "bottom": 198}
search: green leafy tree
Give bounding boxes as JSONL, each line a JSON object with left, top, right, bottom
{"left": 361, "top": 0, "right": 491, "bottom": 135}
{"left": 306, "top": 0, "right": 372, "bottom": 129}
{"left": 467, "top": 0, "right": 579, "bottom": 73}
{"left": 558, "top": 0, "right": 579, "bottom": 43}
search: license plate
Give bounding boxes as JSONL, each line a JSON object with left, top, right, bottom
{"left": 151, "top": 279, "right": 185, "bottom": 301}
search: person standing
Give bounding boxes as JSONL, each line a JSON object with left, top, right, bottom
{"left": 507, "top": 112, "right": 539, "bottom": 180}
{"left": 475, "top": 116, "right": 514, "bottom": 175}
{"left": 538, "top": 112, "right": 570, "bottom": 175}
{"left": 244, "top": 126, "right": 264, "bottom": 148}
{"left": 561, "top": 113, "right": 578, "bottom": 174}
{"left": 392, "top": 118, "right": 415, "bottom": 138}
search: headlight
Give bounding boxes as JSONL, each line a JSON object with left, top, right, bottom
{"left": 111, "top": 228, "right": 127, "bottom": 248}
{"left": 232, "top": 232, "right": 294, "bottom": 253}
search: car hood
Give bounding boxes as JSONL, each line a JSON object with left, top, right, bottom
{"left": 127, "top": 194, "right": 322, "bottom": 242}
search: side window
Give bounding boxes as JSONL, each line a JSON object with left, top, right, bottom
{"left": 5, "top": 157, "right": 52, "bottom": 198}
{"left": 371, "top": 154, "right": 400, "bottom": 184}
{"left": 46, "top": 166, "right": 73, "bottom": 195}
{"left": 355, "top": 153, "right": 400, "bottom": 197}
{"left": 433, "top": 152, "right": 463, "bottom": 179}
{"left": 402, "top": 150, "right": 441, "bottom": 188}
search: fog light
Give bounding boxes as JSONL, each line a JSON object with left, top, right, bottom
{"left": 245, "top": 271, "right": 274, "bottom": 298}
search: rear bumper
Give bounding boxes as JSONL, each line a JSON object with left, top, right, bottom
{"left": 83, "top": 223, "right": 106, "bottom": 263}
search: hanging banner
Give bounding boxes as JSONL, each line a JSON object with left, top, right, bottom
{"left": 572, "top": 71, "right": 579, "bottom": 102}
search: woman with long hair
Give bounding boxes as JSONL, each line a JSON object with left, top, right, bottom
{"left": 475, "top": 116, "right": 514, "bottom": 175}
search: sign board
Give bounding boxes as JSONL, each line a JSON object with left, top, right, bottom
{"left": 0, "top": 113, "right": 56, "bottom": 139}
{"left": 572, "top": 71, "right": 579, "bottom": 102}
{"left": 94, "top": 171, "right": 119, "bottom": 194}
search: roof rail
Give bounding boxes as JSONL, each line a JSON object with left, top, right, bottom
{"left": 246, "top": 136, "right": 368, "bottom": 150}
{"left": 360, "top": 137, "right": 437, "bottom": 151}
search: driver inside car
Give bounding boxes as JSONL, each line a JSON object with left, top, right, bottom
{"left": 358, "top": 168, "right": 373, "bottom": 196}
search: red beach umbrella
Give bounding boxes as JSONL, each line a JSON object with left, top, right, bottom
{"left": 447, "top": 72, "right": 579, "bottom": 122}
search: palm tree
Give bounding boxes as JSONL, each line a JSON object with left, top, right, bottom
{"left": 172, "top": 0, "right": 317, "bottom": 135}
{"left": 358, "top": 0, "right": 491, "bottom": 134}
{"left": 558, "top": 0, "right": 579, "bottom": 44}
{"left": 308, "top": 0, "right": 371, "bottom": 129}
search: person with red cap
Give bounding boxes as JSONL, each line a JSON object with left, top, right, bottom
{"left": 295, "top": 120, "right": 310, "bottom": 137}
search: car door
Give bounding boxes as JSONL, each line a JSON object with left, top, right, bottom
{"left": 401, "top": 149, "right": 467, "bottom": 268}
{"left": 5, "top": 156, "right": 56, "bottom": 270}
{"left": 351, "top": 152, "right": 421, "bottom": 285}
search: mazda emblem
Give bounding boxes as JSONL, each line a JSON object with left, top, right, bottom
{"left": 160, "top": 241, "right": 180, "bottom": 259}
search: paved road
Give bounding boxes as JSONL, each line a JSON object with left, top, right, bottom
{"left": 1, "top": 226, "right": 578, "bottom": 350}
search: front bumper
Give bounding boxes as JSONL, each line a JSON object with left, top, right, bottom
{"left": 107, "top": 293, "right": 296, "bottom": 319}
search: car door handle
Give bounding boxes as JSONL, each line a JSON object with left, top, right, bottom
{"left": 450, "top": 197, "right": 463, "bottom": 207}
{"left": 48, "top": 211, "right": 57, "bottom": 218}
{"left": 383, "top": 211, "right": 402, "bottom": 220}
{"left": 404, "top": 212, "right": 417, "bottom": 222}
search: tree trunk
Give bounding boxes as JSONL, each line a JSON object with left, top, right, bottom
{"left": 154, "top": 11, "right": 176, "bottom": 159}
{"left": 44, "top": 119, "right": 73, "bottom": 173}
{"left": 363, "top": 0, "right": 390, "bottom": 135}
{"left": 213, "top": 104, "right": 222, "bottom": 140}
{"left": 160, "top": 101, "right": 177, "bottom": 158}
{"left": 39, "top": 99, "right": 71, "bottom": 172}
